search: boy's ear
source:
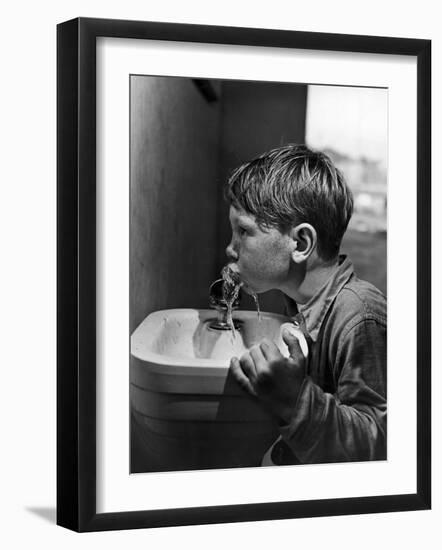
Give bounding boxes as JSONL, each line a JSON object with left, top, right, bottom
{"left": 290, "top": 223, "right": 317, "bottom": 263}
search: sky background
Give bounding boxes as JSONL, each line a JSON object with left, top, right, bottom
{"left": 306, "top": 85, "right": 388, "bottom": 166}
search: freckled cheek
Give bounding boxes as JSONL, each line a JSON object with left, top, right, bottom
{"left": 235, "top": 246, "right": 256, "bottom": 273}
{"left": 260, "top": 242, "right": 290, "bottom": 277}
{"left": 242, "top": 246, "right": 283, "bottom": 279}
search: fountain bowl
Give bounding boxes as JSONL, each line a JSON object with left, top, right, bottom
{"left": 130, "top": 308, "right": 292, "bottom": 472}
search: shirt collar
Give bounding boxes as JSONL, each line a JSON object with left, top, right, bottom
{"left": 286, "top": 255, "right": 355, "bottom": 342}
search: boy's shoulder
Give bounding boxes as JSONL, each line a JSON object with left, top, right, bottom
{"left": 333, "top": 274, "right": 386, "bottom": 327}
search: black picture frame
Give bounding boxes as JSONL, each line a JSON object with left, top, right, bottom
{"left": 57, "top": 17, "right": 431, "bottom": 532}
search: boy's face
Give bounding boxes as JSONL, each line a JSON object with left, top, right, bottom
{"left": 226, "top": 205, "right": 294, "bottom": 294}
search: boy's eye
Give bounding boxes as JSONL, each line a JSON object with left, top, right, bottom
{"left": 238, "top": 226, "right": 248, "bottom": 235}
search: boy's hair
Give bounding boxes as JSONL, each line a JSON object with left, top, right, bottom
{"left": 225, "top": 144, "right": 354, "bottom": 261}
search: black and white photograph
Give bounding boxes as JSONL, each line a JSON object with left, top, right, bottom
{"left": 129, "top": 76, "right": 388, "bottom": 473}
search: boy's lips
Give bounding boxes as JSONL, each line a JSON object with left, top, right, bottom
{"left": 226, "top": 266, "right": 261, "bottom": 294}
{"left": 226, "top": 263, "right": 241, "bottom": 279}
{"left": 234, "top": 272, "right": 252, "bottom": 291}
{"left": 226, "top": 264, "right": 257, "bottom": 292}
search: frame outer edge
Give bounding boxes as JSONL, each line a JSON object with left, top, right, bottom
{"left": 416, "top": 40, "right": 431, "bottom": 509}
{"left": 78, "top": 16, "right": 428, "bottom": 55}
{"left": 77, "top": 17, "right": 99, "bottom": 531}
{"left": 56, "top": 18, "right": 80, "bottom": 531}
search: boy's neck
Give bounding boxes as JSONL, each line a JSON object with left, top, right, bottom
{"left": 285, "top": 257, "right": 340, "bottom": 305}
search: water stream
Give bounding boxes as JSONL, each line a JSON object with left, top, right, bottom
{"left": 251, "top": 292, "right": 261, "bottom": 321}
{"left": 221, "top": 265, "right": 242, "bottom": 337}
{"left": 221, "top": 266, "right": 262, "bottom": 336}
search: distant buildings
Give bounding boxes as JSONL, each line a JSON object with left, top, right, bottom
{"left": 324, "top": 147, "right": 387, "bottom": 233}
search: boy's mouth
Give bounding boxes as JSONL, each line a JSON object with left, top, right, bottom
{"left": 222, "top": 264, "right": 241, "bottom": 285}
{"left": 224, "top": 264, "right": 243, "bottom": 285}
{"left": 224, "top": 263, "right": 259, "bottom": 295}
{"left": 226, "top": 266, "right": 254, "bottom": 294}
{"left": 225, "top": 262, "right": 240, "bottom": 276}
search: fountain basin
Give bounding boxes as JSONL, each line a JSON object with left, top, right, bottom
{"left": 130, "top": 308, "right": 291, "bottom": 472}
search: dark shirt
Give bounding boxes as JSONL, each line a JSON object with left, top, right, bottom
{"left": 276, "top": 255, "right": 387, "bottom": 464}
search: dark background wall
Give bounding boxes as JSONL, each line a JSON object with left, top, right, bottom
{"left": 218, "top": 81, "right": 308, "bottom": 314}
{"left": 130, "top": 76, "right": 221, "bottom": 333}
{"left": 130, "top": 77, "right": 308, "bottom": 332}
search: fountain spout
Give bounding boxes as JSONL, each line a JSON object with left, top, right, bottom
{"left": 208, "top": 278, "right": 241, "bottom": 330}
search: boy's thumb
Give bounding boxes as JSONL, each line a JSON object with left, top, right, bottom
{"left": 282, "top": 325, "right": 309, "bottom": 359}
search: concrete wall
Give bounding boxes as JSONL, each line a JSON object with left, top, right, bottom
{"left": 130, "top": 76, "right": 221, "bottom": 333}
{"left": 217, "top": 81, "right": 308, "bottom": 314}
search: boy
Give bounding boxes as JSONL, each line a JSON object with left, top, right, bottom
{"left": 227, "top": 144, "right": 387, "bottom": 464}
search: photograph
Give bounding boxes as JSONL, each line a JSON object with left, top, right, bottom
{"left": 129, "top": 76, "right": 388, "bottom": 473}
{"left": 55, "top": 15, "right": 431, "bottom": 532}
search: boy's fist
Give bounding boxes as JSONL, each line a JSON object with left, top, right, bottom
{"left": 230, "top": 328, "right": 307, "bottom": 424}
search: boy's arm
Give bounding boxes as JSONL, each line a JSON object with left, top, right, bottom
{"left": 279, "top": 317, "right": 387, "bottom": 463}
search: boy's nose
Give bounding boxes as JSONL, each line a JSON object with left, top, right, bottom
{"left": 225, "top": 242, "right": 238, "bottom": 261}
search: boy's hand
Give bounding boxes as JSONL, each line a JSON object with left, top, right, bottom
{"left": 230, "top": 329, "right": 307, "bottom": 424}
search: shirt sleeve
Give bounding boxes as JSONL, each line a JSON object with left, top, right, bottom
{"left": 278, "top": 317, "right": 387, "bottom": 463}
